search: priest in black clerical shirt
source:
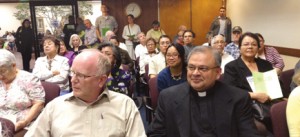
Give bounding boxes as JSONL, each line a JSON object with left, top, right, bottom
{"left": 147, "top": 46, "right": 262, "bottom": 137}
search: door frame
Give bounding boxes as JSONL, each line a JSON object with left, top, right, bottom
{"left": 29, "top": 0, "right": 79, "bottom": 58}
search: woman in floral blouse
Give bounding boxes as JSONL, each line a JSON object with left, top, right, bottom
{"left": 0, "top": 49, "right": 45, "bottom": 132}
{"left": 98, "top": 43, "right": 131, "bottom": 95}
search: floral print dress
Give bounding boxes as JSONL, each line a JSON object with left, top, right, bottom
{"left": 0, "top": 70, "right": 45, "bottom": 123}
{"left": 106, "top": 68, "right": 131, "bottom": 95}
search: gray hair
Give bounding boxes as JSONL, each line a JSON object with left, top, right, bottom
{"left": 84, "top": 19, "right": 92, "bottom": 25}
{"left": 0, "top": 49, "right": 16, "bottom": 67}
{"left": 80, "top": 49, "right": 111, "bottom": 76}
{"left": 187, "top": 46, "right": 221, "bottom": 67}
{"left": 137, "top": 32, "right": 145, "bottom": 36}
{"left": 293, "top": 69, "right": 300, "bottom": 86}
{"left": 211, "top": 34, "right": 225, "bottom": 45}
{"left": 69, "top": 34, "right": 83, "bottom": 48}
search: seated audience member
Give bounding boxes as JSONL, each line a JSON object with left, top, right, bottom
{"left": 148, "top": 35, "right": 171, "bottom": 78}
{"left": 109, "top": 37, "right": 134, "bottom": 72}
{"left": 102, "top": 30, "right": 116, "bottom": 43}
{"left": 58, "top": 39, "right": 75, "bottom": 67}
{"left": 174, "top": 30, "right": 185, "bottom": 46}
{"left": 183, "top": 30, "right": 196, "bottom": 60}
{"left": 0, "top": 49, "right": 45, "bottom": 132}
{"left": 256, "top": 33, "right": 285, "bottom": 75}
{"left": 147, "top": 46, "right": 261, "bottom": 137}
{"left": 139, "top": 38, "right": 159, "bottom": 77}
{"left": 109, "top": 35, "right": 127, "bottom": 51}
{"left": 291, "top": 60, "right": 300, "bottom": 91}
{"left": 104, "top": 31, "right": 129, "bottom": 51}
{"left": 69, "top": 34, "right": 87, "bottom": 55}
{"left": 98, "top": 43, "right": 131, "bottom": 95}
{"left": 135, "top": 32, "right": 148, "bottom": 58}
{"left": 157, "top": 43, "right": 187, "bottom": 92}
{"left": 25, "top": 49, "right": 146, "bottom": 137}
{"left": 224, "top": 32, "right": 274, "bottom": 136}
{"left": 146, "top": 20, "right": 166, "bottom": 42}
{"left": 83, "top": 19, "right": 98, "bottom": 48}
{"left": 211, "top": 34, "right": 234, "bottom": 73}
{"left": 202, "top": 31, "right": 213, "bottom": 46}
{"left": 32, "top": 36, "right": 70, "bottom": 95}
{"left": 173, "top": 25, "right": 187, "bottom": 45}
{"left": 224, "top": 26, "right": 242, "bottom": 59}
{"left": 287, "top": 69, "right": 300, "bottom": 137}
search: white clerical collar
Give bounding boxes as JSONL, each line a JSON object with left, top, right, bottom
{"left": 197, "top": 91, "right": 207, "bottom": 97}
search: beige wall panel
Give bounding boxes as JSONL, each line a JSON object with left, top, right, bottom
{"left": 191, "top": 0, "right": 222, "bottom": 45}
{"left": 159, "top": 0, "right": 191, "bottom": 41}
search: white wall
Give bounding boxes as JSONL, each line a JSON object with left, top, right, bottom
{"left": 0, "top": 3, "right": 22, "bottom": 36}
{"left": 227, "top": 0, "right": 300, "bottom": 70}
{"left": 227, "top": 0, "right": 300, "bottom": 49}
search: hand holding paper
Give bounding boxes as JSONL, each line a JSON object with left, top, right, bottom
{"left": 247, "top": 69, "right": 283, "bottom": 100}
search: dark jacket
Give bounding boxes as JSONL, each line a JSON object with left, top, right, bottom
{"left": 223, "top": 57, "right": 273, "bottom": 91}
{"left": 147, "top": 81, "right": 262, "bottom": 137}
{"left": 15, "top": 26, "right": 34, "bottom": 52}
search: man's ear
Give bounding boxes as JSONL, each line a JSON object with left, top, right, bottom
{"left": 98, "top": 75, "right": 108, "bottom": 88}
{"left": 215, "top": 68, "right": 222, "bottom": 80}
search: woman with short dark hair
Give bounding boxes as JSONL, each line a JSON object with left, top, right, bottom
{"left": 98, "top": 43, "right": 131, "bottom": 95}
{"left": 224, "top": 32, "right": 274, "bottom": 136}
{"left": 32, "top": 35, "right": 70, "bottom": 95}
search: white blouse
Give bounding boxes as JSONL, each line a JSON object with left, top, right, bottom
{"left": 32, "top": 55, "right": 70, "bottom": 91}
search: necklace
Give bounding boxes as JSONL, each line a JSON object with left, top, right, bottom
{"left": 171, "top": 73, "right": 182, "bottom": 81}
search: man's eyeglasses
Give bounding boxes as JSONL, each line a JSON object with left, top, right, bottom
{"left": 70, "top": 70, "right": 99, "bottom": 80}
{"left": 187, "top": 65, "right": 219, "bottom": 72}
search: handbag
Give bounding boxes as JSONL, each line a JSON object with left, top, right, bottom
{"left": 251, "top": 100, "right": 271, "bottom": 122}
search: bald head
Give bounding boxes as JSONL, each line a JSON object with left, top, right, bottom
{"left": 73, "top": 49, "right": 111, "bottom": 76}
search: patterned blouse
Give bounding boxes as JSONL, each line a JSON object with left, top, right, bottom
{"left": 106, "top": 68, "right": 131, "bottom": 95}
{"left": 0, "top": 70, "right": 45, "bottom": 123}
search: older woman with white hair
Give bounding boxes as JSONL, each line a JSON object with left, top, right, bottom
{"left": 32, "top": 35, "right": 70, "bottom": 95}
{"left": 69, "top": 34, "right": 87, "bottom": 55}
{"left": 287, "top": 69, "right": 300, "bottom": 137}
{"left": 0, "top": 49, "right": 45, "bottom": 132}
